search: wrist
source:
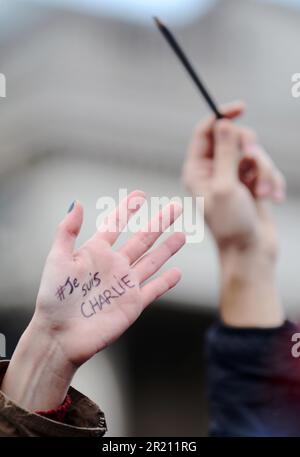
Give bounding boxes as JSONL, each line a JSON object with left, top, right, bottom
{"left": 219, "top": 239, "right": 278, "bottom": 277}
{"left": 218, "top": 242, "right": 284, "bottom": 328}
{"left": 1, "top": 315, "right": 76, "bottom": 411}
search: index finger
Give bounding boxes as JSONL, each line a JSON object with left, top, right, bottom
{"left": 93, "top": 190, "right": 146, "bottom": 245}
{"left": 191, "top": 100, "right": 246, "bottom": 157}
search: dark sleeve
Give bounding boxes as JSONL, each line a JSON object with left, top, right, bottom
{"left": 205, "top": 320, "right": 300, "bottom": 437}
{"left": 0, "top": 360, "right": 107, "bottom": 437}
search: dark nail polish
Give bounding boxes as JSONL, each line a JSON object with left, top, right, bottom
{"left": 67, "top": 201, "right": 75, "bottom": 213}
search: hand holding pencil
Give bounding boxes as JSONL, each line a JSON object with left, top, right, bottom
{"left": 182, "top": 100, "right": 286, "bottom": 327}
{"left": 182, "top": 100, "right": 286, "bottom": 249}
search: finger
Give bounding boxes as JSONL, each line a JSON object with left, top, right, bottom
{"left": 191, "top": 100, "right": 246, "bottom": 159}
{"left": 140, "top": 267, "right": 182, "bottom": 309}
{"left": 239, "top": 156, "right": 258, "bottom": 195}
{"left": 95, "top": 190, "right": 146, "bottom": 245}
{"left": 51, "top": 200, "right": 83, "bottom": 255}
{"left": 243, "top": 144, "right": 286, "bottom": 203}
{"left": 119, "top": 202, "right": 183, "bottom": 265}
{"left": 133, "top": 232, "right": 186, "bottom": 284}
{"left": 213, "top": 120, "right": 240, "bottom": 183}
{"left": 272, "top": 170, "right": 286, "bottom": 203}
{"left": 239, "top": 127, "right": 259, "bottom": 194}
{"left": 195, "top": 100, "right": 246, "bottom": 138}
{"left": 220, "top": 100, "right": 246, "bottom": 120}
{"left": 240, "top": 126, "right": 258, "bottom": 150}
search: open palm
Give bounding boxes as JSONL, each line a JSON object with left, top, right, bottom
{"left": 35, "top": 191, "right": 185, "bottom": 367}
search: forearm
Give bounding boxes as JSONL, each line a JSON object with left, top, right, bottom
{"left": 218, "top": 245, "right": 285, "bottom": 328}
{"left": 0, "top": 316, "right": 76, "bottom": 411}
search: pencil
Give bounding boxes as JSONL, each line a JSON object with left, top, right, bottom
{"left": 154, "top": 17, "right": 223, "bottom": 119}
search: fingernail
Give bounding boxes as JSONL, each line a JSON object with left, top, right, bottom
{"left": 67, "top": 201, "right": 75, "bottom": 213}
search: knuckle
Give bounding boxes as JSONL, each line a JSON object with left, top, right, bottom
{"left": 215, "top": 119, "right": 234, "bottom": 136}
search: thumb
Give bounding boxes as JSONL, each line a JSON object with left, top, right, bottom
{"left": 213, "top": 120, "right": 240, "bottom": 183}
{"left": 51, "top": 200, "right": 84, "bottom": 255}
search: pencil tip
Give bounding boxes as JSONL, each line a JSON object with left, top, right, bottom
{"left": 153, "top": 16, "right": 163, "bottom": 28}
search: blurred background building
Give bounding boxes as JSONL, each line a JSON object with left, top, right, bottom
{"left": 0, "top": 0, "right": 299, "bottom": 436}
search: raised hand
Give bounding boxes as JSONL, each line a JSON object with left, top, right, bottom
{"left": 1, "top": 191, "right": 185, "bottom": 410}
{"left": 182, "top": 102, "right": 286, "bottom": 255}
{"left": 35, "top": 190, "right": 185, "bottom": 365}
{"left": 182, "top": 102, "right": 286, "bottom": 328}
